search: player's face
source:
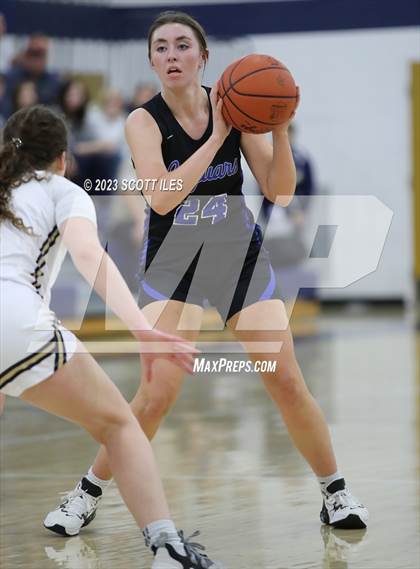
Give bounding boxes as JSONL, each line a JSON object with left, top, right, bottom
{"left": 150, "top": 23, "right": 205, "bottom": 88}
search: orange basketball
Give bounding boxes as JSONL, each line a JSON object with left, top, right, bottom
{"left": 217, "top": 54, "right": 299, "bottom": 134}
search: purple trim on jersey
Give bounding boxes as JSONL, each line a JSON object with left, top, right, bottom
{"left": 240, "top": 196, "right": 254, "bottom": 230}
{"left": 141, "top": 280, "right": 169, "bottom": 301}
{"left": 139, "top": 208, "right": 151, "bottom": 270}
{"left": 259, "top": 265, "right": 276, "bottom": 301}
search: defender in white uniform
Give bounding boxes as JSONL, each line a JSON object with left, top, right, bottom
{"left": 0, "top": 105, "right": 223, "bottom": 569}
{"left": 0, "top": 173, "right": 95, "bottom": 396}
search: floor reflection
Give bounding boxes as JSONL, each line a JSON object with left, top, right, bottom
{"left": 45, "top": 536, "right": 100, "bottom": 569}
{"left": 320, "top": 526, "right": 368, "bottom": 569}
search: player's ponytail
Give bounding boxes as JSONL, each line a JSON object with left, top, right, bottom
{"left": 0, "top": 138, "right": 34, "bottom": 232}
{"left": 0, "top": 105, "right": 68, "bottom": 232}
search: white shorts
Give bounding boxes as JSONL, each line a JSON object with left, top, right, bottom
{"left": 0, "top": 282, "right": 78, "bottom": 397}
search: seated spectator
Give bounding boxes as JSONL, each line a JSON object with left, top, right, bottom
{"left": 3, "top": 33, "right": 62, "bottom": 117}
{"left": 58, "top": 79, "right": 117, "bottom": 181}
{"left": 58, "top": 78, "right": 120, "bottom": 239}
{"left": 11, "top": 80, "right": 38, "bottom": 114}
{"left": 99, "top": 89, "right": 128, "bottom": 163}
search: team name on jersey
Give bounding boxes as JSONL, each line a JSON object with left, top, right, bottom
{"left": 168, "top": 158, "right": 239, "bottom": 187}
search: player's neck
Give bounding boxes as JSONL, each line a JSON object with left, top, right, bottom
{"left": 46, "top": 154, "right": 66, "bottom": 177}
{"left": 162, "top": 83, "right": 207, "bottom": 121}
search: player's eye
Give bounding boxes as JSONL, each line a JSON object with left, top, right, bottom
{"left": 178, "top": 43, "right": 189, "bottom": 50}
{"left": 156, "top": 46, "right": 166, "bottom": 53}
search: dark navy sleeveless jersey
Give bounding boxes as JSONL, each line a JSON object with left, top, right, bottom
{"left": 139, "top": 86, "right": 262, "bottom": 272}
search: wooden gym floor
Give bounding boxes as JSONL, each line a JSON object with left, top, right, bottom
{"left": 1, "top": 309, "right": 418, "bottom": 569}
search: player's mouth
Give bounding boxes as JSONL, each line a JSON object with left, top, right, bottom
{"left": 167, "top": 67, "right": 182, "bottom": 75}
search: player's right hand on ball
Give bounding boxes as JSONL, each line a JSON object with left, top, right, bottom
{"left": 210, "top": 82, "right": 232, "bottom": 145}
{"left": 134, "top": 329, "right": 200, "bottom": 383}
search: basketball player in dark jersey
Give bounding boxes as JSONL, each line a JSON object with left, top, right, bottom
{"left": 45, "top": 11, "right": 368, "bottom": 551}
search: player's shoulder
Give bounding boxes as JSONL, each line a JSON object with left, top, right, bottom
{"left": 127, "top": 106, "right": 155, "bottom": 126}
{"left": 126, "top": 103, "right": 162, "bottom": 140}
{"left": 42, "top": 173, "right": 93, "bottom": 208}
{"left": 48, "top": 174, "right": 97, "bottom": 227}
{"left": 47, "top": 173, "right": 85, "bottom": 195}
{"left": 16, "top": 171, "right": 75, "bottom": 200}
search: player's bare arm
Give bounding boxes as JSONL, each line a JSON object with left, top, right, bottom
{"left": 241, "top": 127, "right": 296, "bottom": 207}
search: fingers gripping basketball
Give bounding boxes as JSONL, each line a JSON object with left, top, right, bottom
{"left": 217, "top": 54, "right": 299, "bottom": 134}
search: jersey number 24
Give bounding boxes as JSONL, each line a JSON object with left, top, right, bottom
{"left": 173, "top": 193, "right": 228, "bottom": 226}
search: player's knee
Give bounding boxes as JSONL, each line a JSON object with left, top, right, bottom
{"left": 133, "top": 391, "right": 177, "bottom": 423}
{"left": 87, "top": 402, "right": 133, "bottom": 445}
{"left": 266, "top": 366, "right": 304, "bottom": 407}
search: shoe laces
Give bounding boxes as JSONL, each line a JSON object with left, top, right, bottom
{"left": 326, "top": 489, "right": 361, "bottom": 509}
{"left": 155, "top": 530, "right": 213, "bottom": 568}
{"left": 58, "top": 485, "right": 99, "bottom": 518}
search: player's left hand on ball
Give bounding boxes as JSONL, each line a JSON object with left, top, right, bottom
{"left": 288, "top": 84, "right": 300, "bottom": 121}
{"left": 273, "top": 85, "right": 300, "bottom": 133}
{"left": 135, "top": 329, "right": 200, "bottom": 383}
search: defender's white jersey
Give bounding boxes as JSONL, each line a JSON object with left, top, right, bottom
{"left": 0, "top": 172, "right": 97, "bottom": 397}
{"left": 0, "top": 172, "right": 96, "bottom": 304}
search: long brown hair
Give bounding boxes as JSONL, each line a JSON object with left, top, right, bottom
{"left": 147, "top": 11, "right": 209, "bottom": 63}
{"left": 0, "top": 105, "right": 67, "bottom": 232}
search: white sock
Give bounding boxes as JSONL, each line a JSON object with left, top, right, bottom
{"left": 143, "top": 519, "right": 184, "bottom": 554}
{"left": 318, "top": 471, "right": 344, "bottom": 494}
{"left": 85, "top": 467, "right": 110, "bottom": 493}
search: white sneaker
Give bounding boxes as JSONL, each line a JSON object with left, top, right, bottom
{"left": 44, "top": 478, "right": 102, "bottom": 537}
{"left": 151, "top": 531, "right": 225, "bottom": 569}
{"left": 320, "top": 479, "right": 368, "bottom": 529}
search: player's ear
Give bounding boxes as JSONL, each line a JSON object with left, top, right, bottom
{"left": 199, "top": 49, "right": 209, "bottom": 69}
